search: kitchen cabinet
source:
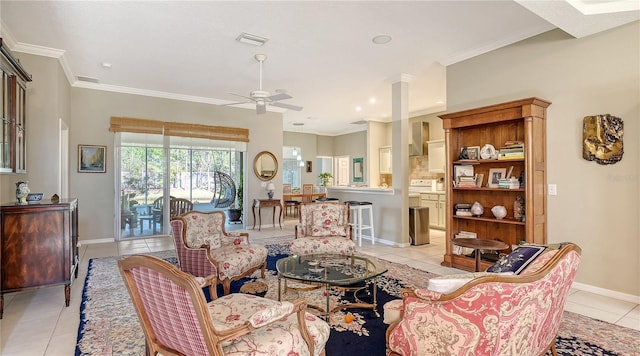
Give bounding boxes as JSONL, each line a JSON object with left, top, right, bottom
{"left": 420, "top": 193, "right": 445, "bottom": 229}
{"left": 0, "top": 199, "right": 79, "bottom": 318}
{"left": 440, "top": 97, "right": 550, "bottom": 272}
{"left": 379, "top": 146, "right": 392, "bottom": 174}
{"left": 427, "top": 139, "right": 445, "bottom": 173}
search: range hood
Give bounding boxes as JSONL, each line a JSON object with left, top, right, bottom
{"left": 410, "top": 121, "right": 429, "bottom": 156}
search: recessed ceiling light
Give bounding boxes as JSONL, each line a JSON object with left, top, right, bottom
{"left": 436, "top": 100, "right": 444, "bottom": 104}
{"left": 236, "top": 32, "right": 269, "bottom": 46}
{"left": 372, "top": 34, "right": 392, "bottom": 45}
{"left": 355, "top": 106, "right": 362, "bottom": 112}
{"left": 101, "top": 62, "right": 112, "bottom": 68}
{"left": 369, "top": 97, "right": 377, "bottom": 104}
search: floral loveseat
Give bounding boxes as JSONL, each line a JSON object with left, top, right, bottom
{"left": 385, "top": 242, "right": 582, "bottom": 356}
{"left": 290, "top": 202, "right": 356, "bottom": 256}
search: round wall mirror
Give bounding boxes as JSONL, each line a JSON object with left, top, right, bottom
{"left": 253, "top": 151, "right": 278, "bottom": 181}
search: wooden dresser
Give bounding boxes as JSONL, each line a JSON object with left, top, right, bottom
{"left": 0, "top": 198, "right": 79, "bottom": 318}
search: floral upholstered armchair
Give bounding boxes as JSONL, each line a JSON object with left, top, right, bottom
{"left": 119, "top": 255, "right": 330, "bottom": 356}
{"left": 385, "top": 243, "right": 582, "bottom": 356}
{"left": 170, "top": 211, "right": 267, "bottom": 295}
{"left": 290, "top": 202, "right": 356, "bottom": 256}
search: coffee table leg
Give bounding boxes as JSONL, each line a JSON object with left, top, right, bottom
{"left": 325, "top": 285, "right": 330, "bottom": 322}
{"left": 278, "top": 277, "right": 282, "bottom": 301}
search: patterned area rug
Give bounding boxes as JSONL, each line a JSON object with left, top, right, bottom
{"left": 75, "top": 243, "right": 640, "bottom": 355}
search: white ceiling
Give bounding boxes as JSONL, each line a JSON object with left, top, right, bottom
{"left": 1, "top": 1, "right": 638, "bottom": 136}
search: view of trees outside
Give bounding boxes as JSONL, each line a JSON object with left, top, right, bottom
{"left": 120, "top": 144, "right": 241, "bottom": 211}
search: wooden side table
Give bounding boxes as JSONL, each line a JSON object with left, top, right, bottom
{"left": 252, "top": 198, "right": 283, "bottom": 231}
{"left": 452, "top": 238, "right": 508, "bottom": 272}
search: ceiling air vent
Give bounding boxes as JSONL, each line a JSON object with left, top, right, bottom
{"left": 76, "top": 75, "right": 99, "bottom": 83}
{"left": 350, "top": 120, "right": 368, "bottom": 125}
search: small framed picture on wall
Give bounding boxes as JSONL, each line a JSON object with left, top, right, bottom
{"left": 78, "top": 145, "right": 106, "bottom": 173}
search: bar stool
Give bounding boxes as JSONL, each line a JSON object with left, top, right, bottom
{"left": 345, "top": 201, "right": 375, "bottom": 246}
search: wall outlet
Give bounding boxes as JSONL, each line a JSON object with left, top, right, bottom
{"left": 261, "top": 181, "right": 267, "bottom": 188}
{"left": 548, "top": 184, "right": 557, "bottom": 196}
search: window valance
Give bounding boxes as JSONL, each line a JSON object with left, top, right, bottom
{"left": 109, "top": 116, "right": 249, "bottom": 142}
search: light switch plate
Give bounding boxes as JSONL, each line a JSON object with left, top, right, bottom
{"left": 548, "top": 184, "right": 557, "bottom": 196}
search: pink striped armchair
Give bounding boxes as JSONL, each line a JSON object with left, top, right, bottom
{"left": 171, "top": 211, "right": 267, "bottom": 295}
{"left": 119, "top": 255, "right": 330, "bottom": 356}
{"left": 386, "top": 243, "right": 582, "bottom": 356}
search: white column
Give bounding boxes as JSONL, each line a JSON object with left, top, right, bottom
{"left": 392, "top": 74, "right": 412, "bottom": 245}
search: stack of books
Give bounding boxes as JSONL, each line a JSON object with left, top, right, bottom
{"left": 454, "top": 203, "right": 472, "bottom": 216}
{"left": 498, "top": 141, "right": 524, "bottom": 160}
{"left": 457, "top": 175, "right": 478, "bottom": 188}
{"left": 498, "top": 177, "right": 520, "bottom": 189}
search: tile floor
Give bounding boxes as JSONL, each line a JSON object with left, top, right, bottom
{"left": 1, "top": 219, "right": 638, "bottom": 355}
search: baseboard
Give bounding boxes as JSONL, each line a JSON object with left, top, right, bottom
{"left": 81, "top": 238, "right": 116, "bottom": 245}
{"left": 360, "top": 235, "right": 411, "bottom": 248}
{"left": 572, "top": 281, "right": 640, "bottom": 304}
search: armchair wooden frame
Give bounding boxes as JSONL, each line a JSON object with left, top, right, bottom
{"left": 386, "top": 243, "right": 582, "bottom": 356}
{"left": 118, "top": 255, "right": 320, "bottom": 356}
{"left": 171, "top": 211, "right": 266, "bottom": 295}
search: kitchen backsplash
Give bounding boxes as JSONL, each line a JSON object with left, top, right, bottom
{"left": 409, "top": 155, "right": 444, "bottom": 180}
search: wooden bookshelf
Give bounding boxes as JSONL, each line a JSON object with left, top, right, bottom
{"left": 439, "top": 97, "right": 551, "bottom": 272}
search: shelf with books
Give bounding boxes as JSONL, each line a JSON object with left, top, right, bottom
{"left": 439, "top": 97, "right": 550, "bottom": 272}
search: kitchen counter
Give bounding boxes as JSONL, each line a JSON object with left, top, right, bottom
{"left": 326, "top": 186, "right": 394, "bottom": 195}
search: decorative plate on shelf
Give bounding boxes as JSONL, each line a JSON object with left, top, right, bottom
{"left": 480, "top": 144, "right": 497, "bottom": 159}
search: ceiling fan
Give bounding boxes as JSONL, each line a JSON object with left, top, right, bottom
{"left": 222, "top": 54, "right": 303, "bottom": 115}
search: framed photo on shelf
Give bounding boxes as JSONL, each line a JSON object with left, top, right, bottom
{"left": 466, "top": 146, "right": 481, "bottom": 160}
{"left": 475, "top": 173, "right": 484, "bottom": 187}
{"left": 488, "top": 168, "right": 507, "bottom": 188}
{"left": 78, "top": 145, "right": 106, "bottom": 173}
{"left": 454, "top": 164, "right": 474, "bottom": 183}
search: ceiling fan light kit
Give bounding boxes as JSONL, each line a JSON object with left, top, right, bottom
{"left": 222, "top": 54, "right": 303, "bottom": 115}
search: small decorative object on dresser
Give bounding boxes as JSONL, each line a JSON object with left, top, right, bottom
{"left": 15, "top": 181, "right": 30, "bottom": 204}
{"left": 491, "top": 205, "right": 507, "bottom": 219}
{"left": 51, "top": 194, "right": 60, "bottom": 203}
{"left": 26, "top": 193, "right": 43, "bottom": 202}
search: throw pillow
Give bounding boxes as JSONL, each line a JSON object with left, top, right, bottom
{"left": 427, "top": 272, "right": 514, "bottom": 294}
{"left": 486, "top": 245, "right": 547, "bottom": 274}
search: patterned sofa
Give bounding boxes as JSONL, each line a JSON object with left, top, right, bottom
{"left": 385, "top": 243, "right": 582, "bottom": 356}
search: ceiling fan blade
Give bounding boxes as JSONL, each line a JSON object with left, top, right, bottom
{"left": 256, "top": 103, "right": 267, "bottom": 115}
{"left": 271, "top": 102, "right": 304, "bottom": 111}
{"left": 229, "top": 92, "right": 256, "bottom": 102}
{"left": 267, "top": 93, "right": 293, "bottom": 101}
{"left": 220, "top": 101, "right": 251, "bottom": 107}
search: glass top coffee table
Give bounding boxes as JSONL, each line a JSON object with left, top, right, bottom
{"left": 276, "top": 254, "right": 388, "bottom": 320}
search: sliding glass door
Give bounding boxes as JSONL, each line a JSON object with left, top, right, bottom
{"left": 117, "top": 133, "right": 244, "bottom": 240}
